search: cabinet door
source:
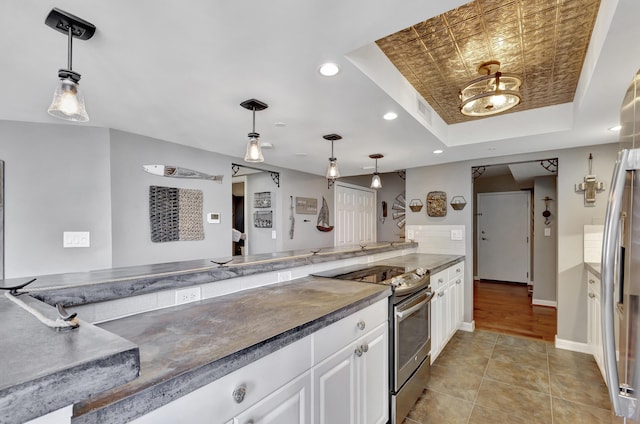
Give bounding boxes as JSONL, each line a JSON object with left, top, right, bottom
{"left": 431, "top": 291, "right": 443, "bottom": 363}
{"left": 313, "top": 343, "right": 358, "bottom": 424}
{"left": 358, "top": 323, "right": 388, "bottom": 424}
{"left": 454, "top": 275, "right": 464, "bottom": 329}
{"left": 445, "top": 282, "right": 456, "bottom": 341}
{"left": 235, "top": 372, "right": 311, "bottom": 424}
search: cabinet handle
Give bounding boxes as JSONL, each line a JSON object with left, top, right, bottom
{"left": 438, "top": 291, "right": 445, "bottom": 297}
{"left": 357, "top": 320, "right": 366, "bottom": 330}
{"left": 589, "top": 292, "right": 596, "bottom": 298}
{"left": 361, "top": 343, "right": 369, "bottom": 353}
{"left": 589, "top": 279, "right": 595, "bottom": 284}
{"left": 438, "top": 278, "right": 444, "bottom": 284}
{"left": 232, "top": 385, "right": 246, "bottom": 403}
{"left": 354, "top": 346, "right": 363, "bottom": 357}
{"left": 456, "top": 268, "right": 461, "bottom": 273}
{"left": 456, "top": 279, "right": 462, "bottom": 285}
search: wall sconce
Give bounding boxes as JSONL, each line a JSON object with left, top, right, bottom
{"left": 45, "top": 8, "right": 96, "bottom": 122}
{"left": 240, "top": 99, "right": 268, "bottom": 163}
{"left": 369, "top": 154, "right": 383, "bottom": 189}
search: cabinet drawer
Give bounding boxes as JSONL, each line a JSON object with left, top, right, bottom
{"left": 448, "top": 262, "right": 464, "bottom": 282}
{"left": 129, "top": 336, "right": 312, "bottom": 424}
{"left": 431, "top": 270, "right": 447, "bottom": 289}
{"left": 587, "top": 271, "right": 600, "bottom": 296}
{"left": 313, "top": 298, "right": 387, "bottom": 365}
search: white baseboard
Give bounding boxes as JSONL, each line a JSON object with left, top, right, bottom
{"left": 532, "top": 298, "right": 557, "bottom": 307}
{"left": 459, "top": 320, "right": 475, "bottom": 332}
{"left": 555, "top": 337, "right": 592, "bottom": 354}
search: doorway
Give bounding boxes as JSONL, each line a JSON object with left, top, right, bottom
{"left": 472, "top": 159, "right": 558, "bottom": 336}
{"left": 477, "top": 191, "right": 530, "bottom": 283}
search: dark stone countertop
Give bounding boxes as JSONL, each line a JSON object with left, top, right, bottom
{"left": 70, "top": 276, "right": 391, "bottom": 424}
{"left": 0, "top": 242, "right": 415, "bottom": 307}
{"left": 0, "top": 295, "right": 140, "bottom": 424}
{"left": 585, "top": 262, "right": 601, "bottom": 279}
{"left": 373, "top": 253, "right": 464, "bottom": 275}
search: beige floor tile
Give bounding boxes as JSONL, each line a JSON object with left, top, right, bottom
{"left": 550, "top": 372, "right": 611, "bottom": 410}
{"left": 468, "top": 405, "right": 545, "bottom": 424}
{"left": 491, "top": 343, "right": 549, "bottom": 372}
{"left": 453, "top": 329, "right": 499, "bottom": 344}
{"left": 548, "top": 351, "right": 603, "bottom": 381}
{"left": 433, "top": 347, "right": 489, "bottom": 377}
{"left": 474, "top": 379, "right": 552, "bottom": 423}
{"left": 442, "top": 335, "right": 495, "bottom": 358}
{"left": 426, "top": 363, "right": 484, "bottom": 401}
{"left": 496, "top": 333, "right": 549, "bottom": 353}
{"left": 485, "top": 358, "right": 550, "bottom": 393}
{"left": 552, "top": 397, "right": 614, "bottom": 424}
{"left": 405, "top": 389, "right": 473, "bottom": 424}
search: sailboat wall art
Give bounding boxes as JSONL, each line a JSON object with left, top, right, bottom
{"left": 316, "top": 196, "right": 334, "bottom": 232}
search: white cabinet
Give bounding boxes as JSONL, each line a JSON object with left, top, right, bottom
{"left": 313, "top": 322, "right": 388, "bottom": 424}
{"left": 587, "top": 271, "right": 604, "bottom": 377}
{"left": 431, "top": 261, "right": 465, "bottom": 363}
{"left": 235, "top": 371, "right": 311, "bottom": 424}
{"left": 129, "top": 298, "right": 388, "bottom": 424}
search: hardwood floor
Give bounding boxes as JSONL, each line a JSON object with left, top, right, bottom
{"left": 473, "top": 279, "right": 557, "bottom": 342}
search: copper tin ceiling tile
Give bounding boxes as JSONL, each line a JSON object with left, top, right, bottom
{"left": 375, "top": 0, "right": 601, "bottom": 124}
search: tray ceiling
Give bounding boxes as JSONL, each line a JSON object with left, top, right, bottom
{"left": 375, "top": 0, "right": 601, "bottom": 125}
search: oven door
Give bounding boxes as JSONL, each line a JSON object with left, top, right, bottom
{"left": 394, "top": 289, "right": 433, "bottom": 391}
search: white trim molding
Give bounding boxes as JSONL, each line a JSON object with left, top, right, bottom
{"left": 555, "top": 337, "right": 591, "bottom": 354}
{"left": 458, "top": 320, "right": 475, "bottom": 332}
{"left": 532, "top": 298, "right": 557, "bottom": 307}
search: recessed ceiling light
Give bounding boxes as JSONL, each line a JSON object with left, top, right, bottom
{"left": 362, "top": 165, "right": 375, "bottom": 170}
{"left": 261, "top": 142, "right": 273, "bottom": 149}
{"left": 274, "top": 122, "right": 287, "bottom": 127}
{"left": 319, "top": 62, "right": 340, "bottom": 77}
{"left": 433, "top": 149, "right": 443, "bottom": 154}
{"left": 383, "top": 112, "right": 398, "bottom": 120}
{"left": 295, "top": 152, "right": 307, "bottom": 156}
{"left": 609, "top": 125, "right": 622, "bottom": 131}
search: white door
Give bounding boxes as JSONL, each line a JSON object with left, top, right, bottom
{"left": 335, "top": 184, "right": 376, "bottom": 247}
{"left": 313, "top": 343, "right": 358, "bottom": 424}
{"left": 235, "top": 372, "right": 311, "bottom": 424}
{"left": 477, "top": 191, "right": 530, "bottom": 283}
{"left": 358, "top": 323, "right": 388, "bottom": 424}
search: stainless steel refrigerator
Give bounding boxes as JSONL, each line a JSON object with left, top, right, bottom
{"left": 602, "top": 69, "right": 640, "bottom": 422}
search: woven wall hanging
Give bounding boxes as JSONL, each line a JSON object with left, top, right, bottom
{"left": 149, "top": 186, "right": 204, "bottom": 242}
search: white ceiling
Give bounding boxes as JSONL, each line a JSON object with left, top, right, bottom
{"left": 2, "top": 0, "right": 639, "bottom": 177}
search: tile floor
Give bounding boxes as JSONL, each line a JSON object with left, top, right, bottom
{"left": 403, "top": 330, "right": 623, "bottom": 424}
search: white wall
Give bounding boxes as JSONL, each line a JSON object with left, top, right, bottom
{"left": 406, "top": 142, "right": 619, "bottom": 343}
{"left": 0, "top": 121, "right": 112, "bottom": 278}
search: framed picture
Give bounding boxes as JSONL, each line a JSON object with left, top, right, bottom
{"left": 295, "top": 197, "right": 317, "bottom": 215}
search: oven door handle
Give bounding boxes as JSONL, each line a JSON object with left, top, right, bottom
{"left": 396, "top": 291, "right": 433, "bottom": 321}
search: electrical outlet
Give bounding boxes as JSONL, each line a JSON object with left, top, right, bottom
{"left": 278, "top": 271, "right": 292, "bottom": 282}
{"left": 175, "top": 287, "right": 201, "bottom": 305}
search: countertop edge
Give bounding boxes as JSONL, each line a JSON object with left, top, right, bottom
{"left": 70, "top": 288, "right": 391, "bottom": 424}
{"left": 585, "top": 262, "right": 601, "bottom": 279}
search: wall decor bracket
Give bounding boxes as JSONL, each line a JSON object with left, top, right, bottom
{"left": 575, "top": 154, "right": 604, "bottom": 205}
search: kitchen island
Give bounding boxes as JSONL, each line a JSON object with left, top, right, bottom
{"left": 0, "top": 242, "right": 468, "bottom": 424}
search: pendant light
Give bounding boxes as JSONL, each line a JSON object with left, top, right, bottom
{"left": 240, "top": 99, "right": 268, "bottom": 163}
{"left": 323, "top": 134, "right": 342, "bottom": 181}
{"left": 45, "top": 8, "right": 96, "bottom": 122}
{"left": 369, "top": 154, "right": 383, "bottom": 189}
{"left": 459, "top": 61, "right": 521, "bottom": 117}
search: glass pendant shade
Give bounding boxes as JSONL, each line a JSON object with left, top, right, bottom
{"left": 459, "top": 61, "right": 521, "bottom": 117}
{"left": 48, "top": 75, "right": 89, "bottom": 122}
{"left": 326, "top": 158, "right": 340, "bottom": 179}
{"left": 244, "top": 133, "right": 264, "bottom": 163}
{"left": 370, "top": 173, "right": 382, "bottom": 189}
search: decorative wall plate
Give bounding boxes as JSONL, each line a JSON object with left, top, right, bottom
{"left": 427, "top": 191, "right": 447, "bottom": 217}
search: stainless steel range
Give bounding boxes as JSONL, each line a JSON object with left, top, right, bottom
{"left": 312, "top": 264, "right": 432, "bottom": 424}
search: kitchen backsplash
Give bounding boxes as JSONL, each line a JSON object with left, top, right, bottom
{"left": 406, "top": 225, "right": 466, "bottom": 255}
{"left": 584, "top": 224, "right": 604, "bottom": 263}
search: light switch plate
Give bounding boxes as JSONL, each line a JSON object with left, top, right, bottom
{"left": 63, "top": 231, "right": 90, "bottom": 248}
{"left": 450, "top": 229, "right": 463, "bottom": 241}
{"left": 544, "top": 228, "right": 551, "bottom": 237}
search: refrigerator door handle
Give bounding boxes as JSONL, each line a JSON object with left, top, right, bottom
{"left": 602, "top": 148, "right": 637, "bottom": 418}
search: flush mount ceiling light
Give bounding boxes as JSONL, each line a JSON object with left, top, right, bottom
{"left": 459, "top": 61, "right": 521, "bottom": 117}
{"left": 323, "top": 134, "right": 342, "bottom": 182}
{"left": 319, "top": 62, "right": 340, "bottom": 77}
{"left": 383, "top": 112, "right": 398, "bottom": 121}
{"left": 433, "top": 149, "right": 443, "bottom": 154}
{"left": 240, "top": 99, "right": 268, "bottom": 163}
{"left": 45, "top": 8, "right": 96, "bottom": 122}
{"left": 369, "top": 154, "right": 384, "bottom": 190}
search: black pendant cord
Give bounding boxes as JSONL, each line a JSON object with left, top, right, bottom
{"left": 252, "top": 107, "right": 256, "bottom": 133}
{"left": 67, "top": 25, "right": 73, "bottom": 71}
